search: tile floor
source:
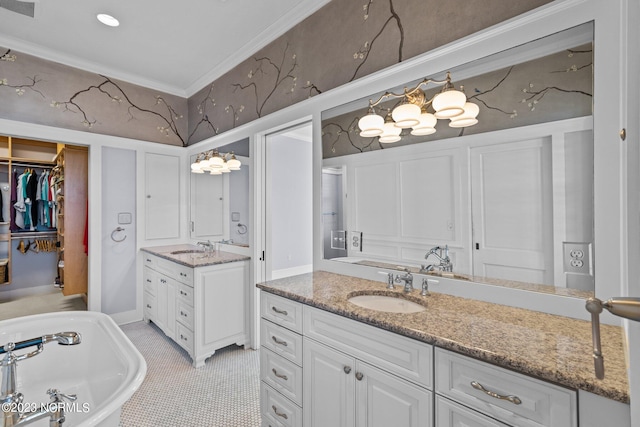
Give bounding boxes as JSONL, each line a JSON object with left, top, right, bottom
{"left": 120, "top": 321, "right": 261, "bottom": 427}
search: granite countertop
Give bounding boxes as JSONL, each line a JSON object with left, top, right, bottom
{"left": 256, "top": 271, "right": 629, "bottom": 403}
{"left": 141, "top": 244, "right": 250, "bottom": 268}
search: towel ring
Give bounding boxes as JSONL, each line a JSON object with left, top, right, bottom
{"left": 237, "top": 223, "right": 248, "bottom": 235}
{"left": 111, "top": 227, "right": 127, "bottom": 243}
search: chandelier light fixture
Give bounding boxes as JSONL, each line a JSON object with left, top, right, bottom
{"left": 357, "top": 72, "right": 479, "bottom": 143}
{"left": 190, "top": 150, "right": 242, "bottom": 174}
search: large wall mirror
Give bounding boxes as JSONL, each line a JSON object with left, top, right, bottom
{"left": 320, "top": 23, "right": 595, "bottom": 295}
{"left": 190, "top": 138, "right": 250, "bottom": 247}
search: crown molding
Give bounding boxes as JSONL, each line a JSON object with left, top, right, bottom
{"left": 184, "top": 0, "right": 331, "bottom": 98}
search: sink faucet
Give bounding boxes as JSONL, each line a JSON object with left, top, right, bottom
{"left": 421, "top": 245, "right": 453, "bottom": 273}
{"left": 395, "top": 269, "right": 414, "bottom": 293}
{"left": 1, "top": 333, "right": 80, "bottom": 427}
{"left": 196, "top": 240, "right": 214, "bottom": 253}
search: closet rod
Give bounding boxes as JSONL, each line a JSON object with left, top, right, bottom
{"left": 11, "top": 231, "right": 57, "bottom": 240}
{"left": 0, "top": 161, "right": 54, "bottom": 168}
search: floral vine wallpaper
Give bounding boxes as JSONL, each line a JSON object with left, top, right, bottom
{"left": 0, "top": 0, "right": 552, "bottom": 147}
{"left": 322, "top": 43, "right": 593, "bottom": 158}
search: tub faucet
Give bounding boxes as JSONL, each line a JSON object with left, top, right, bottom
{"left": 1, "top": 332, "right": 80, "bottom": 427}
{"left": 395, "top": 269, "right": 414, "bottom": 293}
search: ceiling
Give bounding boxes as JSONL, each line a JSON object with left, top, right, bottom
{"left": 0, "top": 0, "right": 328, "bottom": 97}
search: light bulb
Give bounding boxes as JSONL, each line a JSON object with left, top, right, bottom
{"left": 449, "top": 102, "right": 479, "bottom": 128}
{"left": 358, "top": 112, "right": 385, "bottom": 137}
{"left": 411, "top": 111, "right": 437, "bottom": 136}
{"left": 391, "top": 103, "right": 421, "bottom": 128}
{"left": 432, "top": 89, "right": 466, "bottom": 119}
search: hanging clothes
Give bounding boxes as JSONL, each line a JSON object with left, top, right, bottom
{"left": 10, "top": 171, "right": 17, "bottom": 230}
{"left": 14, "top": 170, "right": 26, "bottom": 230}
{"left": 27, "top": 169, "right": 38, "bottom": 231}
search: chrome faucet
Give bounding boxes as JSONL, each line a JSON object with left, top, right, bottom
{"left": 196, "top": 240, "right": 214, "bottom": 253}
{"left": 421, "top": 245, "right": 453, "bottom": 272}
{"left": 1, "top": 332, "right": 80, "bottom": 427}
{"left": 395, "top": 269, "right": 414, "bottom": 293}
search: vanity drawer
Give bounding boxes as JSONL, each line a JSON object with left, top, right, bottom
{"left": 436, "top": 395, "right": 510, "bottom": 427}
{"left": 261, "top": 382, "right": 302, "bottom": 427}
{"left": 303, "top": 305, "right": 433, "bottom": 389}
{"left": 176, "top": 301, "right": 194, "bottom": 330}
{"left": 176, "top": 282, "right": 194, "bottom": 306}
{"left": 176, "top": 323, "right": 194, "bottom": 353}
{"left": 143, "top": 267, "right": 156, "bottom": 295}
{"left": 143, "top": 291, "right": 156, "bottom": 320}
{"left": 261, "top": 320, "right": 303, "bottom": 366}
{"left": 261, "top": 348, "right": 303, "bottom": 406}
{"left": 261, "top": 292, "right": 303, "bottom": 333}
{"left": 435, "top": 348, "right": 577, "bottom": 427}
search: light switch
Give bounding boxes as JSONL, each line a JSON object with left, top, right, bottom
{"left": 118, "top": 212, "right": 132, "bottom": 225}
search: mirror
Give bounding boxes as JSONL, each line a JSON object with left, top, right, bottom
{"left": 190, "top": 138, "right": 250, "bottom": 247}
{"left": 321, "top": 24, "right": 595, "bottom": 294}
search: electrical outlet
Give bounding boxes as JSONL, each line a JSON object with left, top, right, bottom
{"left": 563, "top": 242, "right": 593, "bottom": 276}
{"left": 351, "top": 231, "right": 363, "bottom": 252}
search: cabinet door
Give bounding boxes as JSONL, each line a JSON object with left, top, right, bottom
{"left": 145, "top": 153, "right": 180, "bottom": 239}
{"left": 356, "top": 360, "right": 433, "bottom": 427}
{"left": 190, "top": 165, "right": 225, "bottom": 240}
{"left": 304, "top": 339, "right": 355, "bottom": 427}
{"left": 199, "top": 263, "right": 246, "bottom": 345}
{"left": 156, "top": 274, "right": 168, "bottom": 332}
{"left": 165, "top": 279, "right": 176, "bottom": 340}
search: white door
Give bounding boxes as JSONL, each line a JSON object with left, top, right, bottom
{"left": 470, "top": 138, "right": 554, "bottom": 285}
{"left": 145, "top": 153, "right": 180, "bottom": 239}
{"left": 304, "top": 339, "right": 356, "bottom": 427}
{"left": 356, "top": 360, "right": 432, "bottom": 427}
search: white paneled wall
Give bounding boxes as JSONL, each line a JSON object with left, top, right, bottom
{"left": 323, "top": 117, "right": 592, "bottom": 288}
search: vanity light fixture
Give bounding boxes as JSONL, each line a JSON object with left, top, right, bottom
{"left": 357, "top": 72, "right": 479, "bottom": 143}
{"left": 97, "top": 13, "right": 120, "bottom": 27}
{"left": 190, "top": 150, "right": 242, "bottom": 174}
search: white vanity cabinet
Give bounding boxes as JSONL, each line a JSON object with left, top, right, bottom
{"left": 143, "top": 252, "right": 249, "bottom": 368}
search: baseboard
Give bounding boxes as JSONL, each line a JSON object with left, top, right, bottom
{"left": 109, "top": 309, "right": 142, "bottom": 326}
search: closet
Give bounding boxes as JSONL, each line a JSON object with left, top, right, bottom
{"left": 0, "top": 136, "right": 88, "bottom": 297}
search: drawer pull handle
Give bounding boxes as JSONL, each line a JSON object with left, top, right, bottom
{"left": 470, "top": 381, "right": 522, "bottom": 405}
{"left": 272, "top": 368, "right": 288, "bottom": 380}
{"left": 146, "top": 279, "right": 151, "bottom": 283}
{"left": 146, "top": 259, "right": 151, "bottom": 263}
{"left": 343, "top": 366, "right": 352, "bottom": 374}
{"left": 355, "top": 372, "right": 364, "bottom": 381}
{"left": 271, "top": 306, "right": 288, "bottom": 316}
{"left": 146, "top": 304, "right": 152, "bottom": 309}
{"left": 181, "top": 311, "right": 187, "bottom": 317}
{"left": 180, "top": 334, "right": 188, "bottom": 341}
{"left": 271, "top": 336, "right": 288, "bottom": 347}
{"left": 271, "top": 405, "right": 288, "bottom": 420}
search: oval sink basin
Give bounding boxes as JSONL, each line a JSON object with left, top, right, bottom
{"left": 170, "top": 249, "right": 204, "bottom": 255}
{"left": 348, "top": 294, "right": 426, "bottom": 313}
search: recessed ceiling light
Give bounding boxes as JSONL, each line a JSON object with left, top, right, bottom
{"left": 97, "top": 13, "right": 119, "bottom": 27}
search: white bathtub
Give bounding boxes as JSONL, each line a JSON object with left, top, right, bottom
{"left": 0, "top": 311, "right": 146, "bottom": 426}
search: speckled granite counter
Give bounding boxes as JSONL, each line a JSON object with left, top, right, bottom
{"left": 256, "top": 271, "right": 629, "bottom": 403}
{"left": 141, "top": 244, "right": 250, "bottom": 268}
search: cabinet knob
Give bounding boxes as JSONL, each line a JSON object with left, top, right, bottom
{"left": 355, "top": 372, "right": 364, "bottom": 381}
{"left": 343, "top": 366, "right": 352, "bottom": 374}
{"left": 147, "top": 195, "right": 151, "bottom": 199}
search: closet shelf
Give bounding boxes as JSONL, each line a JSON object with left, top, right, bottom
{"left": 10, "top": 157, "right": 56, "bottom": 166}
